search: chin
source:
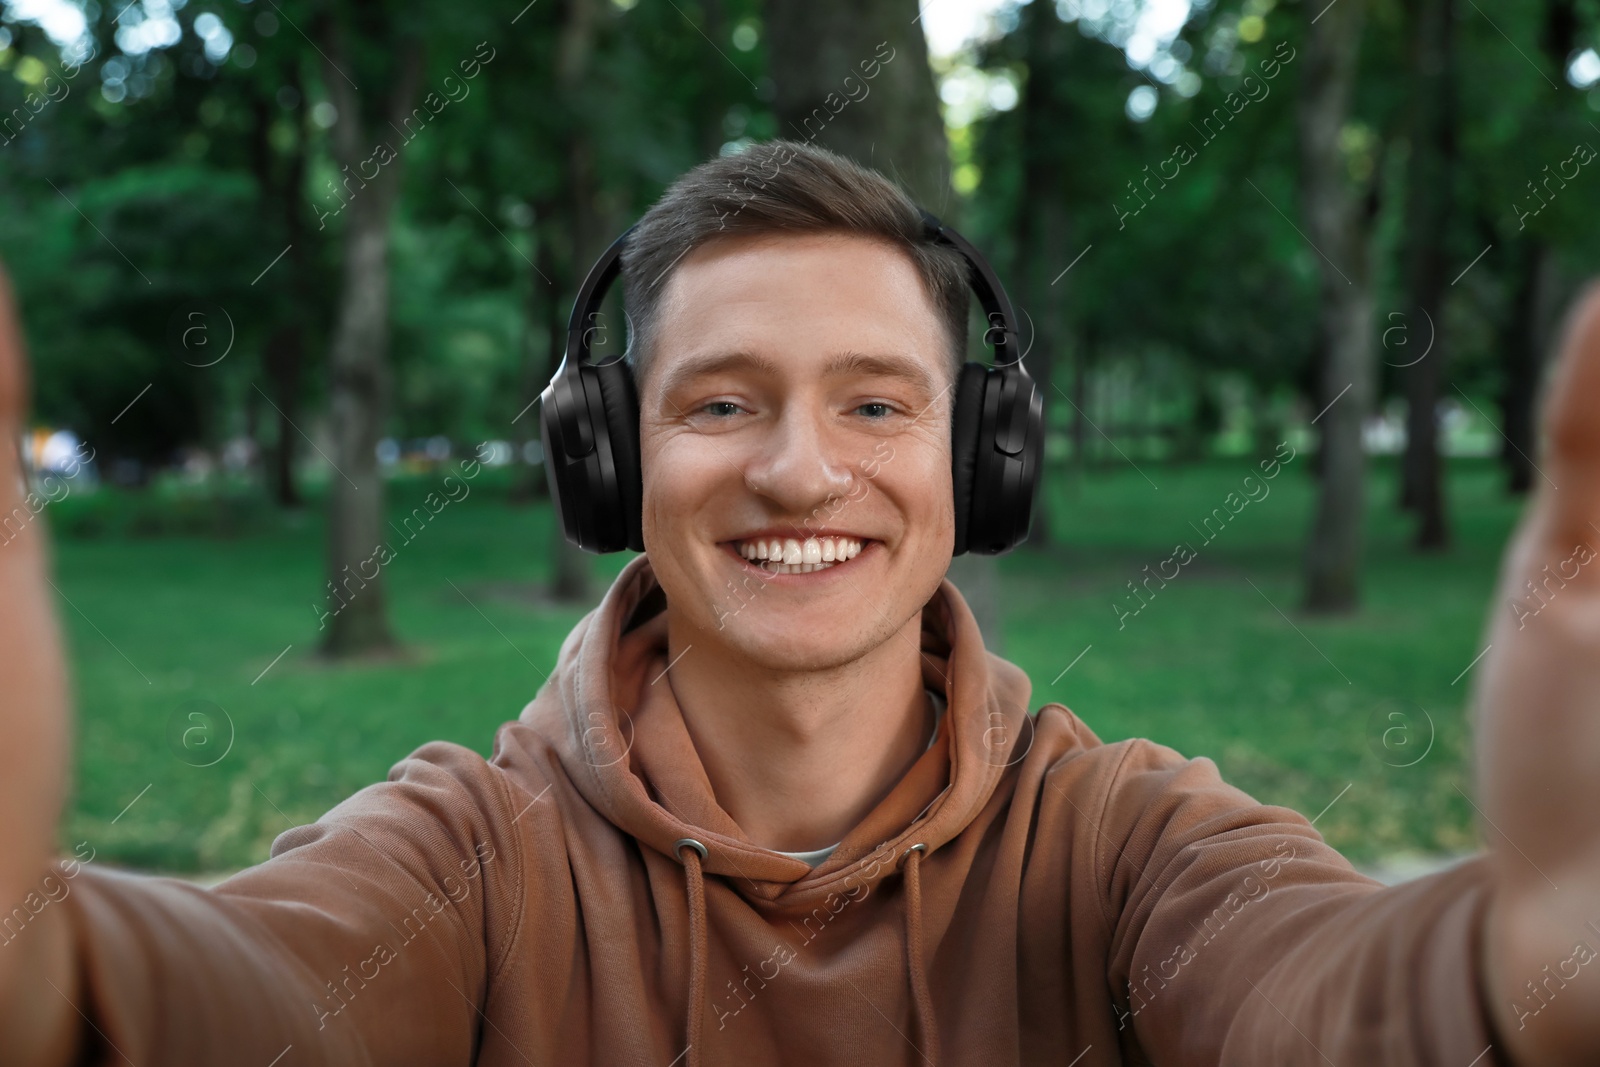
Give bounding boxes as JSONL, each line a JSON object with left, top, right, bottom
{"left": 716, "top": 614, "right": 869, "bottom": 673}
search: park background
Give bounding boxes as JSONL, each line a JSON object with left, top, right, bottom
{"left": 1, "top": 0, "right": 1595, "bottom": 880}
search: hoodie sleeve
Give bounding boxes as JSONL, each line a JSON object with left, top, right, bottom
{"left": 56, "top": 739, "right": 527, "bottom": 1067}
{"left": 1093, "top": 737, "right": 1511, "bottom": 1067}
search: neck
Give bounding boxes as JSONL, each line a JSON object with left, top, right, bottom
{"left": 663, "top": 610, "right": 933, "bottom": 853}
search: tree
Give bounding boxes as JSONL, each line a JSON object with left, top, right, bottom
{"left": 541, "top": 0, "right": 609, "bottom": 604}
{"left": 1298, "top": 0, "right": 1379, "bottom": 612}
{"left": 1397, "top": 0, "right": 1456, "bottom": 550}
{"left": 245, "top": 60, "right": 320, "bottom": 509}
{"left": 1005, "top": 0, "right": 1074, "bottom": 546}
{"left": 765, "top": 0, "right": 951, "bottom": 212}
{"left": 1493, "top": 0, "right": 1584, "bottom": 496}
{"left": 314, "top": 7, "right": 423, "bottom": 657}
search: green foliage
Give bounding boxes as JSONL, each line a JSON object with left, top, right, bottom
{"left": 14, "top": 162, "right": 267, "bottom": 461}
{"left": 3, "top": 0, "right": 1597, "bottom": 466}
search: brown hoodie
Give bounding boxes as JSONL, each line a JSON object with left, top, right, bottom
{"left": 55, "top": 553, "right": 1512, "bottom": 1066}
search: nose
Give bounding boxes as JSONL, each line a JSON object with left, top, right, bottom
{"left": 739, "top": 402, "right": 860, "bottom": 517}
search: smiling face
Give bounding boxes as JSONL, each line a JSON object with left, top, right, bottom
{"left": 637, "top": 230, "right": 959, "bottom": 674}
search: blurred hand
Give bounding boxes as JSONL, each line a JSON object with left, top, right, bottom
{"left": 0, "top": 259, "right": 79, "bottom": 1065}
{"left": 1476, "top": 281, "right": 1600, "bottom": 1065}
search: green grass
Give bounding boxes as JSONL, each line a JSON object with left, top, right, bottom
{"left": 47, "top": 456, "right": 1523, "bottom": 871}
{"left": 1014, "top": 453, "right": 1520, "bottom": 863}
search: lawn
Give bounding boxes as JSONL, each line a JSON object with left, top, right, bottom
{"left": 45, "top": 453, "right": 1524, "bottom": 872}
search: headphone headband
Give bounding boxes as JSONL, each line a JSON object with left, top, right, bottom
{"left": 562, "top": 224, "right": 635, "bottom": 372}
{"left": 916, "top": 209, "right": 1024, "bottom": 369}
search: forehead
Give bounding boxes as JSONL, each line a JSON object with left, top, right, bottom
{"left": 642, "top": 231, "right": 950, "bottom": 401}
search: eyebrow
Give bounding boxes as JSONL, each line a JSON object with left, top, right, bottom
{"left": 656, "top": 349, "right": 939, "bottom": 404}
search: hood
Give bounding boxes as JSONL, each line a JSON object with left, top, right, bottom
{"left": 520, "top": 552, "right": 1034, "bottom": 900}
{"left": 516, "top": 551, "right": 1036, "bottom": 1066}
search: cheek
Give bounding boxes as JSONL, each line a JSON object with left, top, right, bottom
{"left": 638, "top": 441, "right": 678, "bottom": 552}
{"left": 640, "top": 473, "right": 683, "bottom": 556}
{"left": 905, "top": 438, "right": 953, "bottom": 497}
{"left": 639, "top": 439, "right": 733, "bottom": 544}
{"left": 878, "top": 446, "right": 954, "bottom": 527}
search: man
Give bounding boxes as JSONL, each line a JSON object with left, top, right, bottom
{"left": 1, "top": 139, "right": 1598, "bottom": 1065}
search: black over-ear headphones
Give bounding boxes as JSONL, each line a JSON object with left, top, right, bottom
{"left": 538, "top": 208, "right": 1044, "bottom": 557}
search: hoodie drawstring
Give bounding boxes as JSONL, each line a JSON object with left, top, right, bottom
{"left": 901, "top": 843, "right": 940, "bottom": 1066}
{"left": 675, "top": 838, "right": 709, "bottom": 1067}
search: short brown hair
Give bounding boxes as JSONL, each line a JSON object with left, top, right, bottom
{"left": 619, "top": 139, "right": 970, "bottom": 395}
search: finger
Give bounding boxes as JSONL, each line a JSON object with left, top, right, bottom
{"left": 1535, "top": 277, "right": 1600, "bottom": 544}
{"left": 1479, "top": 280, "right": 1600, "bottom": 679}
{"left": 1470, "top": 289, "right": 1600, "bottom": 897}
{"left": 0, "top": 255, "right": 70, "bottom": 954}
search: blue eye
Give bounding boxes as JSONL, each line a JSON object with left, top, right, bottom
{"left": 855, "top": 403, "right": 894, "bottom": 419}
{"left": 700, "top": 401, "right": 743, "bottom": 417}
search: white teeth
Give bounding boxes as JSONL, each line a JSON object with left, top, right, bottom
{"left": 732, "top": 535, "right": 865, "bottom": 568}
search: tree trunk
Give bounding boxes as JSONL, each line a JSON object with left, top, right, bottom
{"left": 539, "top": 0, "right": 610, "bottom": 605}
{"left": 509, "top": 194, "right": 559, "bottom": 507}
{"left": 263, "top": 324, "right": 304, "bottom": 507}
{"left": 695, "top": 0, "right": 732, "bottom": 160}
{"left": 274, "top": 72, "right": 313, "bottom": 510}
{"left": 323, "top": 203, "right": 398, "bottom": 655}
{"left": 316, "top": 30, "right": 423, "bottom": 658}
{"left": 1072, "top": 326, "right": 1091, "bottom": 472}
{"left": 1397, "top": 0, "right": 1455, "bottom": 549}
{"left": 766, "top": 0, "right": 952, "bottom": 212}
{"left": 1010, "top": 0, "right": 1070, "bottom": 547}
{"left": 1492, "top": 0, "right": 1576, "bottom": 496}
{"left": 766, "top": 0, "right": 1004, "bottom": 651}
{"left": 547, "top": 174, "right": 596, "bottom": 603}
{"left": 1298, "top": 0, "right": 1377, "bottom": 614}
{"left": 1501, "top": 242, "right": 1566, "bottom": 493}
{"left": 247, "top": 75, "right": 312, "bottom": 509}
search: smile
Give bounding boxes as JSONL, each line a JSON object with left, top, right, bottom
{"left": 722, "top": 535, "right": 874, "bottom": 576}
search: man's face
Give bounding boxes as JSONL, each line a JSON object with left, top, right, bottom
{"left": 637, "top": 231, "right": 957, "bottom": 673}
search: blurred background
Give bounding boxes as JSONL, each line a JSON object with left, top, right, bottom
{"left": 2, "top": 0, "right": 1595, "bottom": 880}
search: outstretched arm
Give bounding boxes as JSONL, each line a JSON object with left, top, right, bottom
{"left": 0, "top": 260, "right": 530, "bottom": 1066}
{"left": 1094, "top": 282, "right": 1600, "bottom": 1067}
{"left": 1477, "top": 281, "right": 1600, "bottom": 1066}
{"left": 0, "top": 261, "right": 83, "bottom": 1066}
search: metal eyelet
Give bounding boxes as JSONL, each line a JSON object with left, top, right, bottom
{"left": 901, "top": 842, "right": 927, "bottom": 865}
{"left": 674, "top": 837, "right": 708, "bottom": 861}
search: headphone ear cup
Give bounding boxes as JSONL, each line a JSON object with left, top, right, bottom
{"left": 539, "top": 362, "right": 599, "bottom": 552}
{"left": 968, "top": 365, "right": 1045, "bottom": 555}
{"left": 949, "top": 361, "right": 989, "bottom": 557}
{"left": 593, "top": 358, "right": 645, "bottom": 552}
